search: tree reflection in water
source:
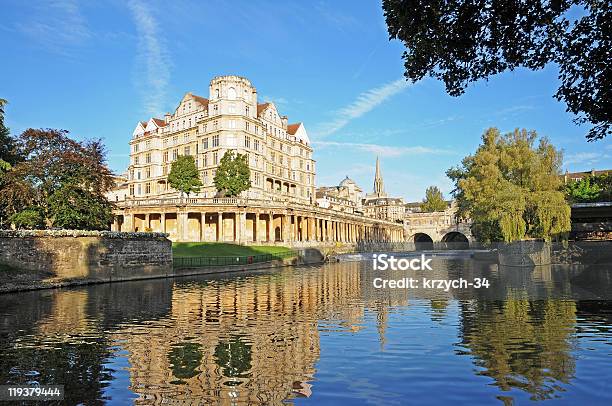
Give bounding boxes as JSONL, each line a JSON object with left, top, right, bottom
{"left": 458, "top": 298, "right": 577, "bottom": 401}
{"left": 0, "top": 260, "right": 609, "bottom": 404}
{"left": 168, "top": 342, "right": 203, "bottom": 383}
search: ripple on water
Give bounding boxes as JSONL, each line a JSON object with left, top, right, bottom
{"left": 0, "top": 260, "right": 610, "bottom": 404}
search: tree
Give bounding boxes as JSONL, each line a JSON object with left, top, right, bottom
{"left": 213, "top": 150, "right": 251, "bottom": 197}
{"left": 167, "top": 155, "right": 202, "bottom": 199}
{"left": 565, "top": 173, "right": 612, "bottom": 203}
{"left": 421, "top": 186, "right": 447, "bottom": 212}
{"left": 0, "top": 99, "right": 19, "bottom": 166}
{"left": 565, "top": 176, "right": 601, "bottom": 202}
{"left": 446, "top": 128, "right": 570, "bottom": 242}
{"left": 0, "top": 128, "right": 115, "bottom": 230}
{"left": 383, "top": 0, "right": 611, "bottom": 141}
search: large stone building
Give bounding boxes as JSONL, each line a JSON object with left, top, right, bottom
{"left": 110, "top": 76, "right": 404, "bottom": 244}
{"left": 127, "top": 76, "right": 315, "bottom": 202}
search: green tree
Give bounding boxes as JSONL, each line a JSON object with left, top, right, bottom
{"left": 420, "top": 186, "right": 447, "bottom": 212}
{"left": 0, "top": 99, "right": 19, "bottom": 166}
{"left": 565, "top": 176, "right": 602, "bottom": 203}
{"left": 167, "top": 155, "right": 202, "bottom": 200}
{"left": 383, "top": 0, "right": 611, "bottom": 141}
{"left": 0, "top": 129, "right": 115, "bottom": 230}
{"left": 9, "top": 208, "right": 45, "bottom": 230}
{"left": 213, "top": 150, "right": 251, "bottom": 197}
{"left": 447, "top": 128, "right": 570, "bottom": 242}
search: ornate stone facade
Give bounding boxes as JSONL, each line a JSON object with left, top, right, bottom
{"left": 110, "top": 76, "right": 404, "bottom": 244}
{"left": 126, "top": 75, "right": 315, "bottom": 202}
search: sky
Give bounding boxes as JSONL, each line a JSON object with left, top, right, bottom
{"left": 1, "top": 0, "right": 610, "bottom": 201}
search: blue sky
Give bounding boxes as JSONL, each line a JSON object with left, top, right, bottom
{"left": 1, "top": 0, "right": 610, "bottom": 201}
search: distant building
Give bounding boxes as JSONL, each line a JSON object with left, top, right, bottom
{"left": 563, "top": 169, "right": 611, "bottom": 183}
{"left": 362, "top": 157, "right": 405, "bottom": 222}
{"left": 316, "top": 176, "right": 363, "bottom": 214}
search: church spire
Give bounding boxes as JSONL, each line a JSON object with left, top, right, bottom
{"left": 374, "top": 156, "right": 385, "bottom": 197}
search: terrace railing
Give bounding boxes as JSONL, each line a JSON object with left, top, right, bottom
{"left": 173, "top": 250, "right": 298, "bottom": 269}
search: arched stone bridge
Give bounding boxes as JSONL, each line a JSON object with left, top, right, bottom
{"left": 404, "top": 210, "right": 473, "bottom": 248}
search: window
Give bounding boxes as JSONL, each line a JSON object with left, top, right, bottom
{"left": 145, "top": 167, "right": 151, "bottom": 178}
{"left": 145, "top": 183, "right": 151, "bottom": 194}
{"left": 228, "top": 87, "right": 236, "bottom": 99}
{"left": 183, "top": 133, "right": 189, "bottom": 143}
{"left": 145, "top": 140, "right": 151, "bottom": 149}
{"left": 173, "top": 136, "right": 178, "bottom": 145}
{"left": 203, "top": 137, "right": 209, "bottom": 149}
{"left": 137, "top": 184, "right": 142, "bottom": 195}
{"left": 229, "top": 119, "right": 236, "bottom": 129}
{"left": 145, "top": 153, "right": 151, "bottom": 164}
{"left": 137, "top": 171, "right": 141, "bottom": 180}
{"left": 163, "top": 165, "right": 167, "bottom": 175}
{"left": 163, "top": 139, "right": 167, "bottom": 147}
{"left": 172, "top": 148, "right": 178, "bottom": 161}
{"left": 134, "top": 156, "right": 139, "bottom": 165}
{"left": 184, "top": 146, "right": 191, "bottom": 156}
{"left": 213, "top": 152, "right": 218, "bottom": 165}
{"left": 212, "top": 134, "right": 219, "bottom": 147}
{"left": 129, "top": 184, "right": 134, "bottom": 196}
{"left": 244, "top": 136, "right": 250, "bottom": 148}
{"left": 163, "top": 151, "right": 168, "bottom": 162}
{"left": 245, "top": 121, "right": 250, "bottom": 131}
{"left": 245, "top": 106, "right": 250, "bottom": 116}
{"left": 214, "top": 104, "right": 218, "bottom": 114}
{"left": 254, "top": 140, "right": 259, "bottom": 151}
{"left": 204, "top": 153, "right": 208, "bottom": 167}
{"left": 134, "top": 144, "right": 139, "bottom": 153}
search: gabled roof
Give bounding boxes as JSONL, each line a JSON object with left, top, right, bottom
{"left": 192, "top": 94, "right": 209, "bottom": 109}
{"left": 287, "top": 123, "right": 301, "bottom": 135}
{"left": 152, "top": 118, "right": 167, "bottom": 127}
{"left": 257, "top": 102, "right": 270, "bottom": 115}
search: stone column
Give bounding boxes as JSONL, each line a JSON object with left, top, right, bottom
{"left": 161, "top": 212, "right": 166, "bottom": 234}
{"left": 267, "top": 212, "right": 273, "bottom": 242}
{"left": 200, "top": 212, "right": 206, "bottom": 241}
{"left": 145, "top": 213, "right": 150, "bottom": 231}
{"left": 238, "top": 211, "right": 246, "bottom": 243}
{"left": 218, "top": 212, "right": 223, "bottom": 242}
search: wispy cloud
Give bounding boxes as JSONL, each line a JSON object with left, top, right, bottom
{"left": 261, "top": 95, "right": 290, "bottom": 107}
{"left": 564, "top": 151, "right": 610, "bottom": 167}
{"left": 314, "top": 141, "right": 454, "bottom": 158}
{"left": 128, "top": 0, "right": 170, "bottom": 117}
{"left": 316, "top": 78, "right": 410, "bottom": 137}
{"left": 18, "top": 0, "right": 90, "bottom": 54}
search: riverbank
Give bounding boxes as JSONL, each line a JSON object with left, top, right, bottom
{"left": 0, "top": 241, "right": 322, "bottom": 294}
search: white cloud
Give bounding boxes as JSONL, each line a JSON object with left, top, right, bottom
{"left": 316, "top": 78, "right": 410, "bottom": 137}
{"left": 128, "top": 0, "right": 170, "bottom": 117}
{"left": 314, "top": 141, "right": 454, "bottom": 158}
{"left": 18, "top": 0, "right": 90, "bottom": 54}
{"left": 564, "top": 151, "right": 609, "bottom": 167}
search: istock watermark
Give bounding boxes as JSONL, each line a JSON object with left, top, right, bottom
{"left": 372, "top": 254, "right": 433, "bottom": 271}
{"left": 371, "top": 253, "right": 491, "bottom": 291}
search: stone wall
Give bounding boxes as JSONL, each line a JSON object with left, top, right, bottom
{"left": 498, "top": 240, "right": 552, "bottom": 266}
{"left": 0, "top": 230, "right": 172, "bottom": 283}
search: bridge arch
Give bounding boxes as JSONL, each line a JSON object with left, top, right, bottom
{"left": 413, "top": 232, "right": 434, "bottom": 250}
{"left": 441, "top": 231, "right": 469, "bottom": 249}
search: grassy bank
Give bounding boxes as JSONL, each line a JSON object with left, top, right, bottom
{"left": 172, "top": 242, "right": 294, "bottom": 258}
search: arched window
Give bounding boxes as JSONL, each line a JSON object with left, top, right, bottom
{"left": 228, "top": 87, "right": 236, "bottom": 100}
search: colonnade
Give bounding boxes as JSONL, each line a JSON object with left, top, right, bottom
{"left": 112, "top": 209, "right": 403, "bottom": 244}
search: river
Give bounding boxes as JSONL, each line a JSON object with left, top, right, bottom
{"left": 0, "top": 258, "right": 610, "bottom": 405}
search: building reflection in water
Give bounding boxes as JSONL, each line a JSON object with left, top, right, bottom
{"left": 0, "top": 259, "right": 610, "bottom": 404}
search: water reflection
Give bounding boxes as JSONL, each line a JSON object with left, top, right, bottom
{"left": 0, "top": 259, "right": 610, "bottom": 404}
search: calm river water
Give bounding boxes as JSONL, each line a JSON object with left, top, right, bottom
{"left": 0, "top": 258, "right": 611, "bottom": 405}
